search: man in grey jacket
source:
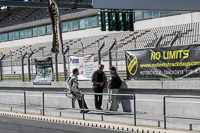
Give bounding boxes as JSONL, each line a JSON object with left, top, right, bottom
{"left": 69, "top": 68, "right": 89, "bottom": 113}
{"left": 92, "top": 64, "right": 107, "bottom": 110}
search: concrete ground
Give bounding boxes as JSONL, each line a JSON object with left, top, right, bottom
{"left": 0, "top": 115, "right": 133, "bottom": 133}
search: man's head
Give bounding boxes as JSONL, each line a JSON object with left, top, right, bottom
{"left": 72, "top": 68, "right": 79, "bottom": 76}
{"left": 109, "top": 66, "right": 116, "bottom": 75}
{"left": 98, "top": 64, "right": 104, "bottom": 72}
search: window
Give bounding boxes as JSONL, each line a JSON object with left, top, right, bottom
{"left": 9, "top": 32, "right": 13, "bottom": 41}
{"left": 20, "top": 30, "right": 25, "bottom": 39}
{"left": 85, "top": 17, "right": 90, "bottom": 29}
{"left": 33, "top": 27, "right": 38, "bottom": 37}
{"left": 91, "top": 16, "right": 98, "bottom": 27}
{"left": 144, "top": 11, "right": 152, "bottom": 19}
{"left": 160, "top": 12, "right": 169, "bottom": 17}
{"left": 0, "top": 15, "right": 110, "bottom": 42}
{"left": 13, "top": 31, "right": 19, "bottom": 40}
{"left": 46, "top": 24, "right": 53, "bottom": 34}
{"left": 2, "top": 33, "right": 8, "bottom": 41}
{"left": 152, "top": 12, "right": 160, "bottom": 18}
{"left": 86, "top": 17, "right": 92, "bottom": 29}
{"left": 135, "top": 11, "right": 143, "bottom": 20}
{"left": 80, "top": 18, "right": 86, "bottom": 29}
{"left": 38, "top": 26, "right": 46, "bottom": 36}
{"left": 72, "top": 20, "right": 79, "bottom": 30}
{"left": 62, "top": 21, "right": 70, "bottom": 32}
{"left": 170, "top": 12, "right": 181, "bottom": 15}
{"left": 25, "top": 28, "right": 32, "bottom": 38}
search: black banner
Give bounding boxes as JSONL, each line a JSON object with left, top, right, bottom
{"left": 48, "top": 0, "right": 63, "bottom": 54}
{"left": 126, "top": 45, "right": 200, "bottom": 79}
{"left": 34, "top": 57, "right": 53, "bottom": 85}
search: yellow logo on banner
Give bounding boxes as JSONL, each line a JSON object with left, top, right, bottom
{"left": 127, "top": 54, "right": 138, "bottom": 76}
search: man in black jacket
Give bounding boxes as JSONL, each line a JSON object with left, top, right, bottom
{"left": 92, "top": 64, "right": 107, "bottom": 110}
{"left": 109, "top": 66, "right": 122, "bottom": 89}
{"left": 108, "top": 66, "right": 122, "bottom": 111}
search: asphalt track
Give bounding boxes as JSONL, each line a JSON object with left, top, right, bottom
{"left": 0, "top": 116, "right": 135, "bottom": 133}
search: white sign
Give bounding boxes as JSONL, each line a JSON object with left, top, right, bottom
{"left": 69, "top": 55, "right": 94, "bottom": 80}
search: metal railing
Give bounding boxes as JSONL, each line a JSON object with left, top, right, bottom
{"left": 42, "top": 92, "right": 136, "bottom": 126}
{"left": 0, "top": 90, "right": 200, "bottom": 130}
{"left": 163, "top": 96, "right": 200, "bottom": 129}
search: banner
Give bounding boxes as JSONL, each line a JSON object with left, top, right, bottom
{"left": 34, "top": 57, "right": 53, "bottom": 85}
{"left": 126, "top": 45, "right": 200, "bottom": 79}
{"left": 69, "top": 55, "right": 94, "bottom": 80}
{"left": 48, "top": 0, "right": 63, "bottom": 54}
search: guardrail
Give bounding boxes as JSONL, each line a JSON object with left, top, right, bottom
{"left": 42, "top": 92, "right": 136, "bottom": 126}
{"left": 0, "top": 90, "right": 200, "bottom": 130}
{"left": 163, "top": 96, "right": 200, "bottom": 129}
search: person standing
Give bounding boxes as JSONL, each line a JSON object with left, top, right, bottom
{"left": 92, "top": 64, "right": 107, "bottom": 110}
{"left": 68, "top": 68, "right": 89, "bottom": 113}
{"left": 108, "top": 66, "right": 122, "bottom": 111}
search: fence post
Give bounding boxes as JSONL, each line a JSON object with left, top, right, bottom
{"left": 28, "top": 51, "right": 34, "bottom": 82}
{"left": 163, "top": 97, "right": 166, "bottom": 129}
{"left": 133, "top": 94, "right": 136, "bottom": 126}
{"left": 63, "top": 46, "right": 69, "bottom": 81}
{"left": 10, "top": 51, "right": 13, "bottom": 74}
{"left": 98, "top": 42, "right": 105, "bottom": 65}
{"left": 155, "top": 36, "right": 163, "bottom": 48}
{"left": 109, "top": 39, "right": 117, "bottom": 67}
{"left": 81, "top": 42, "right": 84, "bottom": 56}
{"left": 82, "top": 94, "right": 85, "bottom": 120}
{"left": 55, "top": 53, "right": 58, "bottom": 82}
{"left": 21, "top": 52, "right": 27, "bottom": 82}
{"left": 0, "top": 54, "right": 5, "bottom": 81}
{"left": 42, "top": 92, "right": 45, "bottom": 116}
{"left": 169, "top": 33, "right": 179, "bottom": 47}
{"left": 24, "top": 92, "right": 26, "bottom": 114}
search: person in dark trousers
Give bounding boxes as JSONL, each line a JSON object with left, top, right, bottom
{"left": 92, "top": 64, "right": 107, "bottom": 110}
{"left": 108, "top": 66, "right": 122, "bottom": 111}
{"left": 68, "top": 68, "right": 89, "bottom": 113}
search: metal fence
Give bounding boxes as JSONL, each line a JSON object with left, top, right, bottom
{"left": 163, "top": 96, "right": 200, "bottom": 130}
{"left": 42, "top": 92, "right": 136, "bottom": 126}
{"left": 0, "top": 90, "right": 200, "bottom": 130}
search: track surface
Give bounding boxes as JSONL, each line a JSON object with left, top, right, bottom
{"left": 0, "top": 116, "right": 134, "bottom": 133}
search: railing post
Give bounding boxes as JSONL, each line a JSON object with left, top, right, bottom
{"left": 0, "top": 54, "right": 5, "bottom": 81}
{"left": 169, "top": 33, "right": 179, "bottom": 47}
{"left": 55, "top": 53, "right": 58, "bottom": 82}
{"left": 98, "top": 43, "right": 105, "bottom": 65}
{"left": 81, "top": 42, "right": 84, "bottom": 56}
{"left": 28, "top": 51, "right": 34, "bottom": 82}
{"left": 63, "top": 55, "right": 67, "bottom": 81}
{"left": 163, "top": 97, "right": 166, "bottom": 129}
{"left": 109, "top": 39, "right": 117, "bottom": 67}
{"left": 134, "top": 94, "right": 136, "bottom": 126}
{"left": 42, "top": 92, "right": 45, "bottom": 116}
{"left": 24, "top": 91, "right": 26, "bottom": 114}
{"left": 82, "top": 94, "right": 85, "bottom": 120}
{"left": 21, "top": 52, "right": 27, "bottom": 82}
{"left": 155, "top": 36, "right": 163, "bottom": 48}
{"left": 10, "top": 51, "right": 13, "bottom": 74}
{"left": 63, "top": 46, "right": 69, "bottom": 81}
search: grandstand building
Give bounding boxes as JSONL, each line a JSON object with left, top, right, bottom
{"left": 0, "top": 0, "right": 199, "bottom": 76}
